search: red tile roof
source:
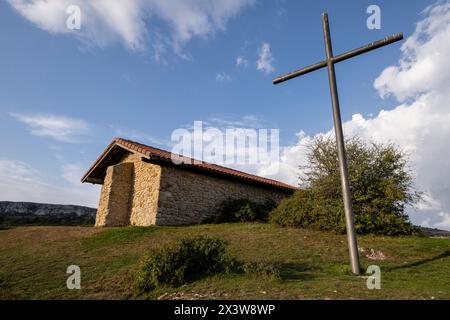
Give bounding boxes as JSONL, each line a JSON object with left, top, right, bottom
{"left": 81, "top": 138, "right": 297, "bottom": 193}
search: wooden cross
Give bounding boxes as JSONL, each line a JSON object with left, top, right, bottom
{"left": 273, "top": 13, "right": 403, "bottom": 275}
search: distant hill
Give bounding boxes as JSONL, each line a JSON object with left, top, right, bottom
{"left": 0, "top": 201, "right": 96, "bottom": 226}
{"left": 419, "top": 226, "right": 450, "bottom": 238}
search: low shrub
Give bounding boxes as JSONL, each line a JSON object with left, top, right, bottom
{"left": 211, "top": 199, "right": 276, "bottom": 223}
{"left": 135, "top": 236, "right": 236, "bottom": 292}
{"left": 270, "top": 189, "right": 420, "bottom": 235}
{"left": 135, "top": 236, "right": 283, "bottom": 293}
{"left": 269, "top": 189, "right": 317, "bottom": 229}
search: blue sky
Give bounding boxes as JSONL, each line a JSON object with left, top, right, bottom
{"left": 1, "top": 0, "right": 449, "bottom": 230}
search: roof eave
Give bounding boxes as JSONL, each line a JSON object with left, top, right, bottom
{"left": 80, "top": 139, "right": 120, "bottom": 183}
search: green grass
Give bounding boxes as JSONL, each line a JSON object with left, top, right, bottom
{"left": 81, "top": 226, "right": 159, "bottom": 250}
{"left": 0, "top": 223, "right": 449, "bottom": 300}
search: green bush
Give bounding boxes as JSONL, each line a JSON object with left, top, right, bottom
{"left": 270, "top": 137, "right": 421, "bottom": 236}
{"left": 135, "top": 236, "right": 283, "bottom": 293}
{"left": 211, "top": 198, "right": 276, "bottom": 223}
{"left": 270, "top": 189, "right": 349, "bottom": 233}
{"left": 135, "top": 236, "right": 236, "bottom": 291}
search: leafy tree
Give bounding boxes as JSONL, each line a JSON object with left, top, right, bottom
{"left": 270, "top": 136, "right": 421, "bottom": 235}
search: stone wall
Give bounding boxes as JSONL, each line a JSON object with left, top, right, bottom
{"left": 121, "top": 154, "right": 162, "bottom": 226}
{"left": 95, "top": 162, "right": 134, "bottom": 226}
{"left": 156, "top": 165, "right": 290, "bottom": 225}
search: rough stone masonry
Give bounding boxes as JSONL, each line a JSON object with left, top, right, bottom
{"left": 82, "top": 138, "right": 296, "bottom": 227}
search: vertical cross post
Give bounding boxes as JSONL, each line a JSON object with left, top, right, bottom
{"left": 273, "top": 12, "right": 403, "bottom": 276}
{"left": 321, "top": 13, "right": 360, "bottom": 275}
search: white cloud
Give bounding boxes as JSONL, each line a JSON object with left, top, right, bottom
{"left": 0, "top": 159, "right": 99, "bottom": 207}
{"left": 204, "top": 114, "right": 268, "bottom": 129}
{"left": 61, "top": 163, "right": 84, "bottom": 186}
{"left": 374, "top": 2, "right": 450, "bottom": 101}
{"left": 257, "top": 2, "right": 450, "bottom": 230}
{"left": 256, "top": 42, "right": 275, "bottom": 74}
{"left": 435, "top": 212, "right": 450, "bottom": 229}
{"left": 0, "top": 160, "right": 41, "bottom": 183}
{"left": 8, "top": 0, "right": 255, "bottom": 56}
{"left": 10, "top": 113, "right": 91, "bottom": 143}
{"left": 215, "top": 72, "right": 231, "bottom": 82}
{"left": 173, "top": 117, "right": 279, "bottom": 175}
{"left": 236, "top": 55, "right": 248, "bottom": 67}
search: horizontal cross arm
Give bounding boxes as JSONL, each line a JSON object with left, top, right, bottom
{"left": 272, "top": 60, "right": 327, "bottom": 85}
{"left": 333, "top": 32, "right": 403, "bottom": 64}
{"left": 273, "top": 32, "right": 403, "bottom": 85}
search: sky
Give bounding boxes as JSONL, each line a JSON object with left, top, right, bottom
{"left": 1, "top": 0, "right": 449, "bottom": 230}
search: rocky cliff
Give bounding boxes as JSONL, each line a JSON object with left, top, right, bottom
{"left": 0, "top": 201, "right": 96, "bottom": 226}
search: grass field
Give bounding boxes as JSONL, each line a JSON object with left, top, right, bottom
{"left": 0, "top": 223, "right": 449, "bottom": 300}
